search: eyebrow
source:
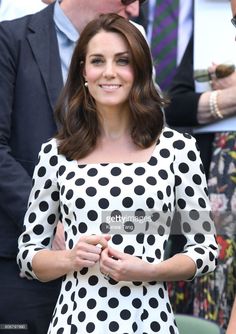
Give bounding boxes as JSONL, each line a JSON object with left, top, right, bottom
{"left": 88, "top": 51, "right": 130, "bottom": 58}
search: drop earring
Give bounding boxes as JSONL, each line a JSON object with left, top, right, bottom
{"left": 84, "top": 81, "right": 88, "bottom": 87}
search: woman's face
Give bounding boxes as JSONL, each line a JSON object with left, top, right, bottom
{"left": 83, "top": 30, "right": 134, "bottom": 111}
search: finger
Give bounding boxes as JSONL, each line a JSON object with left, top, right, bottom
{"left": 107, "top": 247, "right": 123, "bottom": 260}
{"left": 97, "top": 235, "right": 111, "bottom": 249}
{"left": 78, "top": 250, "right": 100, "bottom": 263}
{"left": 80, "top": 234, "right": 110, "bottom": 248}
{"left": 78, "top": 242, "right": 102, "bottom": 255}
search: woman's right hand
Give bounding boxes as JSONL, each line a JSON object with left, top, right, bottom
{"left": 68, "top": 234, "right": 110, "bottom": 271}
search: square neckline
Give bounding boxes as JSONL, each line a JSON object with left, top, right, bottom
{"left": 75, "top": 132, "right": 162, "bottom": 167}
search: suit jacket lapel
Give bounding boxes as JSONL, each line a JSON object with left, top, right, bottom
{"left": 27, "top": 4, "right": 63, "bottom": 111}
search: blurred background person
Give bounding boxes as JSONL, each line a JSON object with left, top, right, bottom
{"left": 165, "top": 0, "right": 236, "bottom": 331}
{"left": 135, "top": 0, "right": 193, "bottom": 92}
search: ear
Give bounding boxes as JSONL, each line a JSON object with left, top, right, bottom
{"left": 83, "top": 68, "right": 87, "bottom": 82}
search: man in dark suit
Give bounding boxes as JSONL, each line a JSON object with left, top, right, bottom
{"left": 164, "top": 34, "right": 215, "bottom": 180}
{"left": 0, "top": 1, "right": 144, "bottom": 333}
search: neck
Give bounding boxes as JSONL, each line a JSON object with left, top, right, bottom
{"left": 60, "top": 0, "right": 99, "bottom": 33}
{"left": 98, "top": 106, "right": 132, "bottom": 141}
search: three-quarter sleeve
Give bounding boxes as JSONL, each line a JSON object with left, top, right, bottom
{"left": 17, "top": 138, "right": 60, "bottom": 279}
{"left": 172, "top": 132, "right": 218, "bottom": 279}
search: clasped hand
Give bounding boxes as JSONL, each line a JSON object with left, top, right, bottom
{"left": 70, "top": 234, "right": 152, "bottom": 282}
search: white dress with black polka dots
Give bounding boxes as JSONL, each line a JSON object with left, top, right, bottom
{"left": 18, "top": 128, "right": 218, "bottom": 334}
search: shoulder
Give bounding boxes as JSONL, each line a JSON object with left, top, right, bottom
{"left": 0, "top": 4, "right": 54, "bottom": 37}
{"left": 161, "top": 126, "right": 195, "bottom": 144}
{"left": 40, "top": 137, "right": 58, "bottom": 153}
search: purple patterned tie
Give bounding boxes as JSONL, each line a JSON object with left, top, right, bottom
{"left": 151, "top": 0, "right": 179, "bottom": 91}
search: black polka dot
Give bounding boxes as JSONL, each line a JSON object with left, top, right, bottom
{"left": 110, "top": 187, "right": 121, "bottom": 196}
{"left": 39, "top": 201, "right": 49, "bottom": 212}
{"left": 78, "top": 311, "right": 86, "bottom": 322}
{"left": 135, "top": 167, "right": 145, "bottom": 175}
{"left": 112, "top": 234, "right": 123, "bottom": 245}
{"left": 149, "top": 298, "right": 159, "bottom": 308}
{"left": 109, "top": 321, "right": 119, "bottom": 332}
{"left": 111, "top": 167, "right": 121, "bottom": 176}
{"left": 98, "top": 198, "right": 109, "bottom": 209}
{"left": 148, "top": 156, "right": 158, "bottom": 166}
{"left": 178, "top": 163, "right": 189, "bottom": 173}
{"left": 87, "top": 168, "right": 98, "bottom": 177}
{"left": 134, "top": 185, "right": 145, "bottom": 195}
{"left": 87, "top": 210, "right": 98, "bottom": 221}
{"left": 173, "top": 140, "right": 185, "bottom": 149}
{"left": 132, "top": 298, "right": 142, "bottom": 308}
{"left": 66, "top": 172, "right": 75, "bottom": 180}
{"left": 98, "top": 177, "right": 109, "bottom": 186}
{"left": 122, "top": 177, "right": 133, "bottom": 185}
{"left": 108, "top": 298, "right": 119, "bottom": 308}
{"left": 160, "top": 149, "right": 170, "bottom": 158}
{"left": 120, "top": 286, "right": 131, "bottom": 296}
{"left": 49, "top": 155, "right": 58, "bottom": 166}
{"left": 58, "top": 165, "right": 66, "bottom": 176}
{"left": 88, "top": 275, "right": 98, "bottom": 286}
{"left": 122, "top": 197, "right": 133, "bottom": 208}
{"left": 38, "top": 167, "right": 46, "bottom": 177}
{"left": 86, "top": 322, "right": 95, "bottom": 333}
{"left": 43, "top": 144, "right": 52, "bottom": 153}
{"left": 150, "top": 321, "right": 161, "bottom": 332}
{"left": 75, "top": 178, "right": 85, "bottom": 186}
{"left": 75, "top": 198, "right": 85, "bottom": 209}
{"left": 28, "top": 213, "right": 36, "bottom": 223}
{"left": 146, "top": 176, "right": 157, "bottom": 185}
{"left": 187, "top": 150, "right": 197, "bottom": 161}
{"left": 86, "top": 187, "right": 97, "bottom": 196}
{"left": 97, "top": 310, "right": 108, "bottom": 321}
{"left": 158, "top": 170, "right": 168, "bottom": 180}
{"left": 160, "top": 311, "right": 168, "bottom": 322}
{"left": 78, "top": 222, "right": 87, "bottom": 233}
{"left": 98, "top": 287, "right": 107, "bottom": 297}
{"left": 194, "top": 233, "right": 205, "bottom": 244}
{"left": 87, "top": 299, "right": 96, "bottom": 309}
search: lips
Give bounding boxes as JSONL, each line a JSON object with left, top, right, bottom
{"left": 99, "top": 84, "right": 121, "bottom": 91}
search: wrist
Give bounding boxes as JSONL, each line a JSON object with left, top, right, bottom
{"left": 209, "top": 90, "right": 224, "bottom": 120}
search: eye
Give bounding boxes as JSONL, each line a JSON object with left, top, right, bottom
{"left": 117, "top": 57, "right": 130, "bottom": 65}
{"left": 90, "top": 57, "right": 104, "bottom": 65}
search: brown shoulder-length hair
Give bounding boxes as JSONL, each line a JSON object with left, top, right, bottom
{"left": 55, "top": 13, "right": 167, "bottom": 160}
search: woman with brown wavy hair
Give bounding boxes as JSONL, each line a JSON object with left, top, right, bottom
{"left": 17, "top": 13, "right": 218, "bottom": 333}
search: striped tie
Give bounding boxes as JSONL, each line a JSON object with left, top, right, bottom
{"left": 151, "top": 0, "right": 179, "bottom": 91}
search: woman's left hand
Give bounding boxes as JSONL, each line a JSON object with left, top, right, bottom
{"left": 99, "top": 247, "right": 153, "bottom": 282}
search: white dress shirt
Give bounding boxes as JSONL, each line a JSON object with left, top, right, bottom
{"left": 0, "top": 0, "right": 47, "bottom": 21}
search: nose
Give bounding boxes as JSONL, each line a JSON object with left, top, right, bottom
{"left": 119, "top": 1, "right": 140, "bottom": 19}
{"left": 103, "top": 61, "right": 116, "bottom": 78}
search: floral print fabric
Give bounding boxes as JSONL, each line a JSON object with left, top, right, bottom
{"left": 169, "top": 131, "right": 236, "bottom": 332}
{"left": 193, "top": 131, "right": 236, "bottom": 331}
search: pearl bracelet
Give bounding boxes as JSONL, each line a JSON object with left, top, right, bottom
{"left": 209, "top": 90, "right": 224, "bottom": 119}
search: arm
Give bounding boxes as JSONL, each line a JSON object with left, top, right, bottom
{"left": 17, "top": 139, "right": 110, "bottom": 282}
{"left": 100, "top": 247, "right": 196, "bottom": 282}
{"left": 165, "top": 33, "right": 236, "bottom": 127}
{"left": 100, "top": 134, "right": 218, "bottom": 282}
{"left": 165, "top": 34, "right": 201, "bottom": 127}
{"left": 0, "top": 21, "right": 34, "bottom": 229}
{"left": 32, "top": 234, "right": 110, "bottom": 282}
{"left": 198, "top": 70, "right": 236, "bottom": 124}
